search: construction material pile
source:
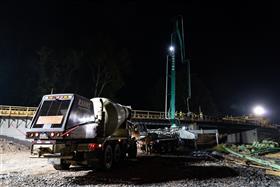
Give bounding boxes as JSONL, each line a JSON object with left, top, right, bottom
{"left": 220, "top": 140, "right": 280, "bottom": 176}
{"left": 230, "top": 140, "right": 280, "bottom": 155}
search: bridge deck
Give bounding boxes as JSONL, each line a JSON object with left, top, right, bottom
{"left": 0, "top": 105, "right": 275, "bottom": 129}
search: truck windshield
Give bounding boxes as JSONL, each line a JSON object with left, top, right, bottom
{"left": 38, "top": 100, "right": 71, "bottom": 116}
{"left": 32, "top": 99, "right": 71, "bottom": 128}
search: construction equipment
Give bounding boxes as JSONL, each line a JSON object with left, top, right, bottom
{"left": 26, "top": 94, "right": 137, "bottom": 170}
{"left": 165, "top": 16, "right": 191, "bottom": 126}
{"left": 26, "top": 93, "right": 201, "bottom": 170}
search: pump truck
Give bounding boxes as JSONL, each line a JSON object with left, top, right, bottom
{"left": 26, "top": 94, "right": 137, "bottom": 170}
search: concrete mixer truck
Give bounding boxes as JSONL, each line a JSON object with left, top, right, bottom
{"left": 26, "top": 93, "right": 137, "bottom": 170}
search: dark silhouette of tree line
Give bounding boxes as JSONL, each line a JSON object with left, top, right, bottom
{"left": 22, "top": 36, "right": 131, "bottom": 105}
{"left": 8, "top": 35, "right": 217, "bottom": 116}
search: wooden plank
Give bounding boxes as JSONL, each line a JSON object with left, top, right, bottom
{"left": 266, "top": 170, "right": 280, "bottom": 177}
{"left": 265, "top": 152, "right": 280, "bottom": 159}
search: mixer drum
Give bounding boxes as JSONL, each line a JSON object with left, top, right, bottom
{"left": 91, "top": 98, "right": 130, "bottom": 137}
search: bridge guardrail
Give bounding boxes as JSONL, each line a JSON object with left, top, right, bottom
{"left": 0, "top": 105, "right": 275, "bottom": 128}
{"left": 0, "top": 105, "right": 37, "bottom": 118}
{"left": 132, "top": 110, "right": 274, "bottom": 128}
{"left": 132, "top": 110, "right": 166, "bottom": 119}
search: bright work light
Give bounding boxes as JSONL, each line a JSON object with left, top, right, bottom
{"left": 253, "top": 105, "right": 266, "bottom": 116}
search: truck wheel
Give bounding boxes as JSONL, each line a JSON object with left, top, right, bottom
{"left": 113, "top": 144, "right": 122, "bottom": 165}
{"left": 128, "top": 141, "right": 137, "bottom": 159}
{"left": 100, "top": 144, "right": 113, "bottom": 170}
{"left": 53, "top": 159, "right": 70, "bottom": 170}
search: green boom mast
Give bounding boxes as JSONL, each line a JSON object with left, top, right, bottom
{"left": 167, "top": 16, "right": 191, "bottom": 127}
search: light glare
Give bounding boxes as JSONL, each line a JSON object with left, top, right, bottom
{"left": 253, "top": 105, "right": 266, "bottom": 116}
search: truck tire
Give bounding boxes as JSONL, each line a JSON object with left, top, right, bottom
{"left": 99, "top": 144, "right": 113, "bottom": 170}
{"left": 128, "top": 141, "right": 137, "bottom": 159}
{"left": 113, "top": 144, "right": 122, "bottom": 165}
{"left": 53, "top": 159, "right": 70, "bottom": 170}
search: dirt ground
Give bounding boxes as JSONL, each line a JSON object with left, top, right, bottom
{"left": 1, "top": 138, "right": 280, "bottom": 187}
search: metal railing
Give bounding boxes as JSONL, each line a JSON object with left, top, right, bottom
{"left": 0, "top": 105, "right": 275, "bottom": 128}
{"left": 131, "top": 110, "right": 274, "bottom": 128}
{"left": 132, "top": 110, "right": 166, "bottom": 120}
{"left": 0, "top": 105, "right": 37, "bottom": 118}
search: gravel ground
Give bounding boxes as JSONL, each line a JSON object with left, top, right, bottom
{"left": 1, "top": 140, "right": 280, "bottom": 187}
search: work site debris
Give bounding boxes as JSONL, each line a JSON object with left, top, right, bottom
{"left": 216, "top": 141, "right": 280, "bottom": 176}
{"left": 226, "top": 140, "right": 280, "bottom": 155}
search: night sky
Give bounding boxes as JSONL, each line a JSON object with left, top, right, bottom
{"left": 1, "top": 2, "right": 280, "bottom": 121}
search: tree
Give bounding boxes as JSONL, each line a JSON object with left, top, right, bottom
{"left": 85, "top": 36, "right": 130, "bottom": 99}
{"left": 36, "top": 46, "right": 58, "bottom": 97}
{"left": 56, "top": 50, "right": 83, "bottom": 92}
{"left": 33, "top": 34, "right": 131, "bottom": 101}
{"left": 35, "top": 48, "right": 84, "bottom": 96}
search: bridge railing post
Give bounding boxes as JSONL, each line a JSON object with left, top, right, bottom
{"left": 26, "top": 107, "right": 29, "bottom": 117}
{"left": 9, "top": 106, "right": 12, "bottom": 116}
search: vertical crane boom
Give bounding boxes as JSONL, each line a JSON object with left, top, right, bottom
{"left": 166, "top": 16, "right": 191, "bottom": 127}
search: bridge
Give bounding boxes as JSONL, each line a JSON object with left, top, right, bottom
{"left": 131, "top": 110, "right": 274, "bottom": 130}
{"left": 0, "top": 105, "right": 274, "bottom": 128}
{"left": 0, "top": 105, "right": 277, "bottom": 142}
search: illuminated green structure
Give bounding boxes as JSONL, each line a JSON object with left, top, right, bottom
{"left": 167, "top": 16, "right": 191, "bottom": 127}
